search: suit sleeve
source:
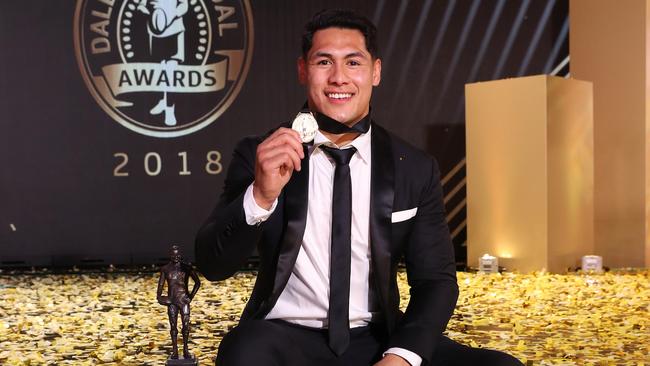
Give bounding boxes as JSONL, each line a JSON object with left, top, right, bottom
{"left": 387, "top": 158, "right": 459, "bottom": 363}
{"left": 195, "top": 137, "right": 264, "bottom": 281}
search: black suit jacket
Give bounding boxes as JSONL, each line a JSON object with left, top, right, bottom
{"left": 195, "top": 122, "right": 458, "bottom": 363}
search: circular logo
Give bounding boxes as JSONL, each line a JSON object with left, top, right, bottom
{"left": 74, "top": 0, "right": 254, "bottom": 138}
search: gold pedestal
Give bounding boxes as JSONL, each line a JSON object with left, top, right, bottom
{"left": 465, "top": 75, "right": 594, "bottom": 273}
{"left": 571, "top": 0, "right": 650, "bottom": 267}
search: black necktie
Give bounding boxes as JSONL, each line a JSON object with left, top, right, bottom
{"left": 320, "top": 145, "right": 356, "bottom": 356}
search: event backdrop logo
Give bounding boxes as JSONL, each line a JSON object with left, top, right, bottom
{"left": 74, "top": 0, "right": 253, "bottom": 138}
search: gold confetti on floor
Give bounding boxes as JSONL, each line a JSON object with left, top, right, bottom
{"left": 0, "top": 270, "right": 648, "bottom": 365}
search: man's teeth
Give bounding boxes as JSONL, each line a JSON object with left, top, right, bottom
{"left": 327, "top": 93, "right": 352, "bottom": 99}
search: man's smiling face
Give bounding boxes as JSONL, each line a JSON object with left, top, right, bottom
{"left": 298, "top": 27, "right": 381, "bottom": 127}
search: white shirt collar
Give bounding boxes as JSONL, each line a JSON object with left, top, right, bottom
{"left": 312, "top": 125, "right": 372, "bottom": 165}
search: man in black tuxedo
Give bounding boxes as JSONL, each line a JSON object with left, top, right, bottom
{"left": 196, "top": 9, "right": 523, "bottom": 366}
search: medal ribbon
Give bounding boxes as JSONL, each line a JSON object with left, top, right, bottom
{"left": 300, "top": 103, "right": 372, "bottom": 134}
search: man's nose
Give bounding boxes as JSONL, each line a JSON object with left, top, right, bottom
{"left": 328, "top": 63, "right": 348, "bottom": 85}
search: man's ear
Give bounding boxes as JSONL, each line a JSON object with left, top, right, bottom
{"left": 372, "top": 58, "right": 382, "bottom": 86}
{"left": 297, "top": 57, "right": 307, "bottom": 85}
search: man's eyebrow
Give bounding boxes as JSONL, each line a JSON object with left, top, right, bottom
{"left": 312, "top": 51, "right": 334, "bottom": 59}
{"left": 344, "top": 52, "right": 368, "bottom": 59}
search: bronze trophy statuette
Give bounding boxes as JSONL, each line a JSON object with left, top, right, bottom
{"left": 157, "top": 245, "right": 201, "bottom": 365}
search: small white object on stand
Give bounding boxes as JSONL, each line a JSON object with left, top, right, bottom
{"left": 581, "top": 255, "right": 603, "bottom": 273}
{"left": 479, "top": 254, "right": 499, "bottom": 273}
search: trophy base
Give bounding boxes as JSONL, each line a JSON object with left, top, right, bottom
{"left": 166, "top": 355, "right": 198, "bottom": 366}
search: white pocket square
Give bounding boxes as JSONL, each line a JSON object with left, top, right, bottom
{"left": 391, "top": 207, "right": 418, "bottom": 223}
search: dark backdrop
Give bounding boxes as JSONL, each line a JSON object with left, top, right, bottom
{"left": 0, "top": 0, "right": 569, "bottom": 267}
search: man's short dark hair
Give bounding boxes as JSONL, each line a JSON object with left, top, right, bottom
{"left": 301, "top": 9, "right": 379, "bottom": 59}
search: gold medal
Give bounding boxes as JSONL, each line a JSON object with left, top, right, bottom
{"left": 291, "top": 112, "right": 319, "bottom": 143}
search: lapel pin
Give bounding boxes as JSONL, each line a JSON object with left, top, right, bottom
{"left": 292, "top": 112, "right": 318, "bottom": 143}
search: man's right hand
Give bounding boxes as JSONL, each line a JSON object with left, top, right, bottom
{"left": 253, "top": 128, "right": 305, "bottom": 209}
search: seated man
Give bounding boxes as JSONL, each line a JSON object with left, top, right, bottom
{"left": 196, "top": 8, "right": 524, "bottom": 366}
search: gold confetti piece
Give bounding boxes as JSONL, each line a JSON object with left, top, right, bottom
{"left": 515, "top": 340, "right": 526, "bottom": 352}
{"left": 472, "top": 318, "right": 490, "bottom": 327}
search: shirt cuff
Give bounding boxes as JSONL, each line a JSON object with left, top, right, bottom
{"left": 383, "top": 348, "right": 422, "bottom": 366}
{"left": 243, "top": 183, "right": 277, "bottom": 226}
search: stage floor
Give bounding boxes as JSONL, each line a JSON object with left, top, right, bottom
{"left": 0, "top": 270, "right": 648, "bottom": 365}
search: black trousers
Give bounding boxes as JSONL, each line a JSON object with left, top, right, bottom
{"left": 216, "top": 319, "right": 524, "bottom": 366}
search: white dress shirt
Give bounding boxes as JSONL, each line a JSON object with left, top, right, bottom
{"left": 243, "top": 127, "right": 422, "bottom": 366}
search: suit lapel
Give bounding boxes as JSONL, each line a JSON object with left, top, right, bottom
{"left": 369, "top": 123, "right": 395, "bottom": 325}
{"left": 271, "top": 144, "right": 310, "bottom": 298}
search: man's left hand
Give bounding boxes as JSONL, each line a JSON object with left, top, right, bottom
{"left": 374, "top": 354, "right": 410, "bottom": 366}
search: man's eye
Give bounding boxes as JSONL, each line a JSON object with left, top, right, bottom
{"left": 316, "top": 59, "right": 332, "bottom": 65}
{"left": 348, "top": 60, "right": 361, "bottom": 66}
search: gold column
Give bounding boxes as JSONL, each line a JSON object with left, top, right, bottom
{"left": 465, "top": 75, "right": 594, "bottom": 273}
{"left": 571, "top": 0, "right": 650, "bottom": 267}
